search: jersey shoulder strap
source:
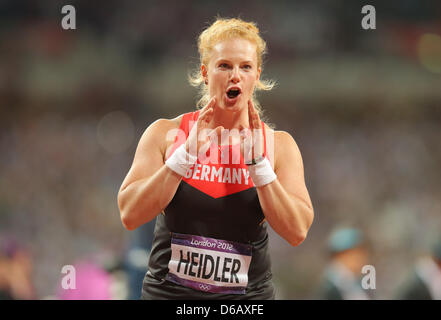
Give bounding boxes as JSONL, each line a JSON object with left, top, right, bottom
{"left": 166, "top": 111, "right": 200, "bottom": 160}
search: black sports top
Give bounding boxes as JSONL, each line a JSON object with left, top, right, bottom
{"left": 141, "top": 110, "right": 275, "bottom": 300}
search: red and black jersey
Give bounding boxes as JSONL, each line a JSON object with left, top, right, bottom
{"left": 141, "top": 111, "right": 275, "bottom": 300}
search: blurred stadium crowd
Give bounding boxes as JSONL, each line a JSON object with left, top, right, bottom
{"left": 1, "top": 0, "right": 441, "bottom": 299}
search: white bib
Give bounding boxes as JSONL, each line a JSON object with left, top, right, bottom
{"left": 166, "top": 232, "right": 252, "bottom": 294}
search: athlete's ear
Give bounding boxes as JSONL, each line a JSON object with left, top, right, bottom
{"left": 256, "top": 66, "right": 261, "bottom": 81}
{"left": 201, "top": 64, "right": 208, "bottom": 83}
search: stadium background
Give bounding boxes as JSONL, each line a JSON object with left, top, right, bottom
{"left": 0, "top": 0, "right": 440, "bottom": 299}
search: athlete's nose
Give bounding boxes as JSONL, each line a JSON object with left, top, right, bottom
{"left": 230, "top": 67, "right": 240, "bottom": 84}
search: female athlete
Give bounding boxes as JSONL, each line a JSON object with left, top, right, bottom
{"left": 117, "top": 17, "right": 314, "bottom": 300}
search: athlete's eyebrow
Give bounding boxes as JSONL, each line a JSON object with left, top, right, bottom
{"left": 216, "top": 59, "right": 231, "bottom": 64}
{"left": 215, "top": 59, "right": 254, "bottom": 65}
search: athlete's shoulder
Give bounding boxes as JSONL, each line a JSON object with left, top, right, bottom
{"left": 274, "top": 130, "right": 296, "bottom": 145}
{"left": 157, "top": 110, "right": 200, "bottom": 128}
{"left": 144, "top": 112, "right": 189, "bottom": 134}
{"left": 136, "top": 113, "right": 185, "bottom": 150}
{"left": 273, "top": 130, "right": 302, "bottom": 170}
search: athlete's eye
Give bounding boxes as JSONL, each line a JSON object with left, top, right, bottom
{"left": 219, "top": 63, "right": 230, "bottom": 69}
{"left": 242, "top": 64, "right": 252, "bottom": 69}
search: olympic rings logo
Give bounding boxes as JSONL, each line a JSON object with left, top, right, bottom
{"left": 199, "top": 284, "right": 211, "bottom": 291}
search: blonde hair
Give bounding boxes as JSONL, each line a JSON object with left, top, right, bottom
{"left": 189, "top": 17, "right": 276, "bottom": 119}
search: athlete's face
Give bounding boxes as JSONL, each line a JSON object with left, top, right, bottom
{"left": 202, "top": 38, "right": 261, "bottom": 112}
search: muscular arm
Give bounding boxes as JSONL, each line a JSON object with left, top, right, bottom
{"left": 117, "top": 118, "right": 182, "bottom": 230}
{"left": 256, "top": 131, "right": 314, "bottom": 246}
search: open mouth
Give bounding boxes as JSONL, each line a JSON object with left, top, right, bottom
{"left": 226, "top": 88, "right": 241, "bottom": 99}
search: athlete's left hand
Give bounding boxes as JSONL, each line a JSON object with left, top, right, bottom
{"left": 239, "top": 100, "right": 264, "bottom": 164}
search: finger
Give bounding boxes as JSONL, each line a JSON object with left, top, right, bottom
{"left": 189, "top": 101, "right": 214, "bottom": 140}
{"left": 199, "top": 97, "right": 216, "bottom": 118}
{"left": 210, "top": 126, "right": 224, "bottom": 145}
{"left": 204, "top": 96, "right": 216, "bottom": 110}
{"left": 247, "top": 100, "right": 254, "bottom": 130}
{"left": 239, "top": 124, "right": 250, "bottom": 138}
{"left": 248, "top": 100, "right": 264, "bottom": 158}
{"left": 206, "top": 96, "right": 219, "bottom": 121}
{"left": 198, "top": 108, "right": 214, "bottom": 128}
{"left": 204, "top": 106, "right": 215, "bottom": 124}
{"left": 200, "top": 108, "right": 214, "bottom": 124}
{"left": 248, "top": 100, "right": 261, "bottom": 129}
{"left": 208, "top": 125, "right": 223, "bottom": 137}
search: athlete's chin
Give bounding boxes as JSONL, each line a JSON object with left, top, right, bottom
{"left": 220, "top": 98, "right": 246, "bottom": 112}
{"left": 219, "top": 105, "right": 243, "bottom": 114}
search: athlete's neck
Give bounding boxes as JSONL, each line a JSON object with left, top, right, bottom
{"left": 208, "top": 106, "right": 249, "bottom": 130}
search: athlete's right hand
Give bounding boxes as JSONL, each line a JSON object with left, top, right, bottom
{"left": 185, "top": 97, "right": 224, "bottom": 158}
